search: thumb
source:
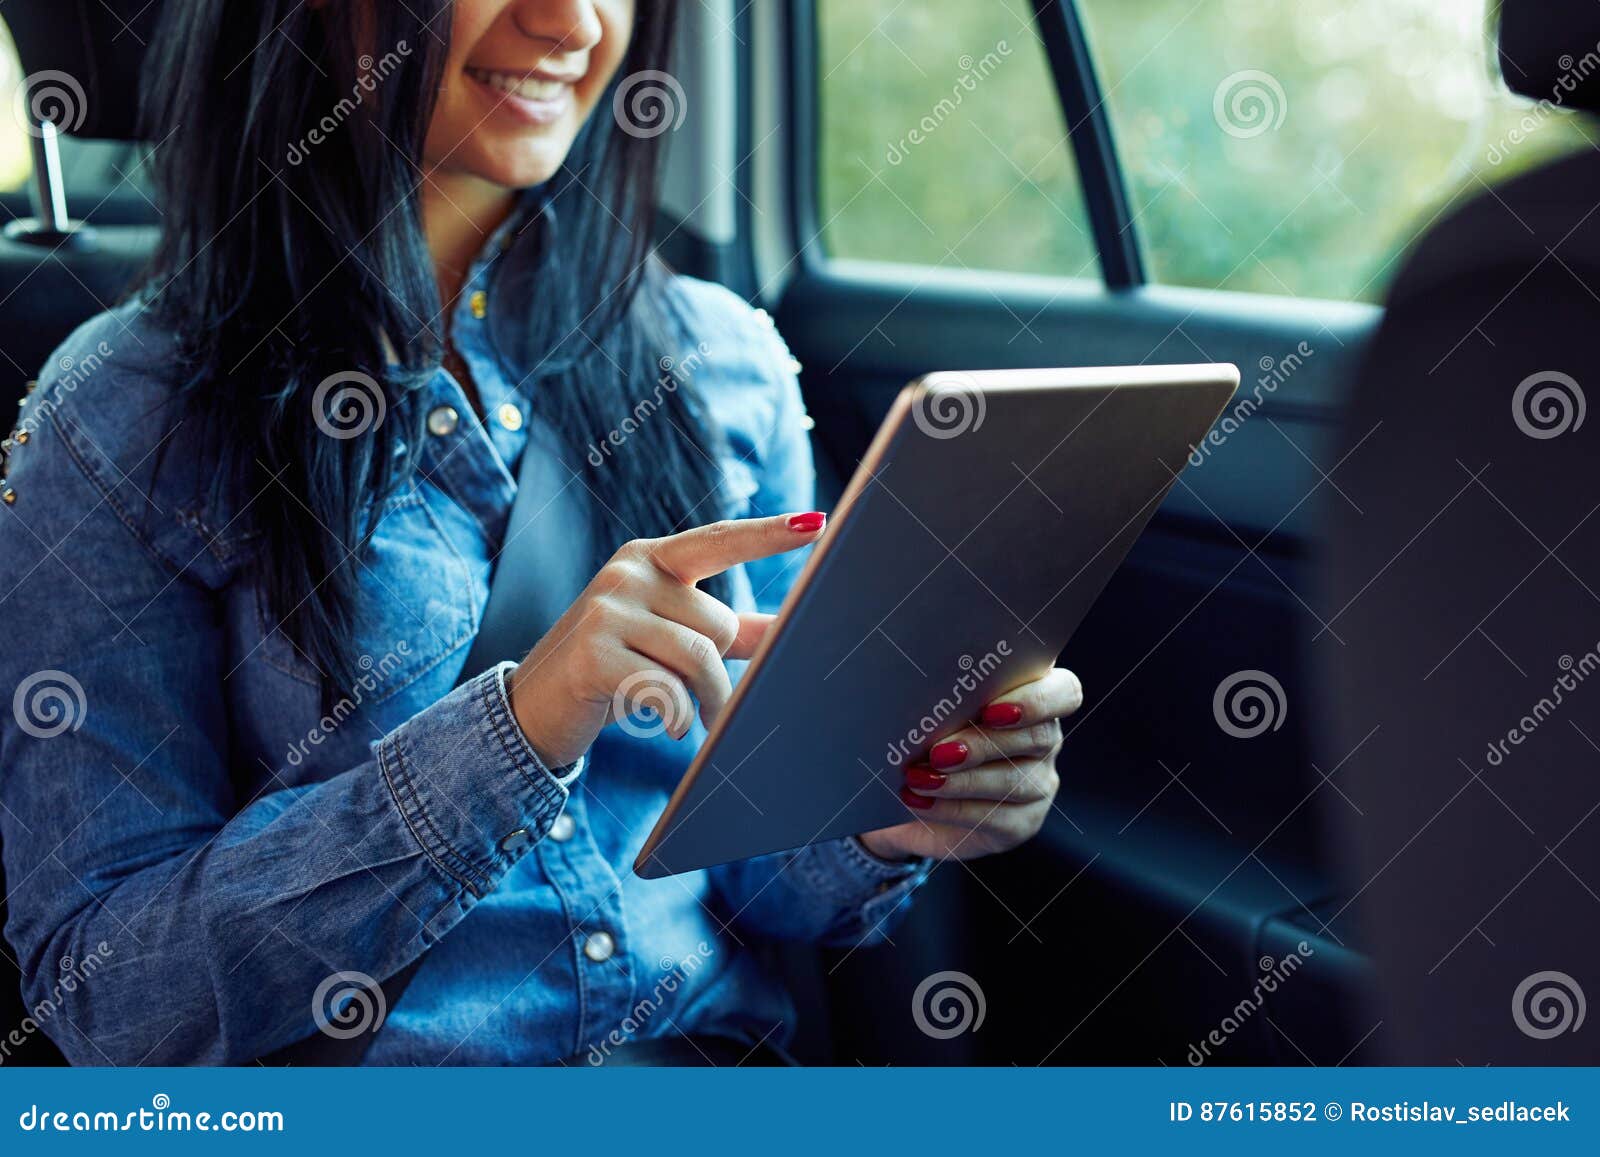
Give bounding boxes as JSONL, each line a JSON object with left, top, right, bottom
{"left": 726, "top": 612, "right": 777, "bottom": 661}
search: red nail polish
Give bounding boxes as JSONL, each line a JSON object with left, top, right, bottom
{"left": 981, "top": 702, "right": 1024, "bottom": 728}
{"left": 787, "top": 511, "right": 826, "bottom": 532}
{"left": 928, "top": 741, "right": 967, "bottom": 770}
{"left": 906, "top": 767, "right": 946, "bottom": 791}
{"left": 900, "top": 786, "right": 936, "bottom": 810}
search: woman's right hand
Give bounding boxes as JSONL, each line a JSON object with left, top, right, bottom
{"left": 505, "top": 512, "right": 827, "bottom": 768}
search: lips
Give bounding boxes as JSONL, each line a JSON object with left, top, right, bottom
{"left": 464, "top": 66, "right": 578, "bottom": 102}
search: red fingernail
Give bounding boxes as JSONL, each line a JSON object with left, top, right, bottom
{"left": 928, "top": 741, "right": 967, "bottom": 770}
{"left": 787, "top": 511, "right": 826, "bottom": 533}
{"left": 900, "top": 786, "right": 936, "bottom": 810}
{"left": 981, "top": 702, "right": 1024, "bottom": 727}
{"left": 905, "top": 767, "right": 946, "bottom": 791}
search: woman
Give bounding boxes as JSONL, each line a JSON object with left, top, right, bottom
{"left": 0, "top": 0, "right": 1081, "bottom": 1065}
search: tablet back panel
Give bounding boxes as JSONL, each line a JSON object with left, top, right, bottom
{"left": 635, "top": 365, "right": 1239, "bottom": 878}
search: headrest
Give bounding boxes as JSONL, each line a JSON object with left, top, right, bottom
{"left": 1499, "top": 0, "right": 1600, "bottom": 111}
{"left": 4, "top": 0, "right": 162, "bottom": 141}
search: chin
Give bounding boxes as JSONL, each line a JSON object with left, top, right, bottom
{"left": 468, "top": 138, "right": 578, "bottom": 190}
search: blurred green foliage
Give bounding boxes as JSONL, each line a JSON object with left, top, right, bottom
{"left": 818, "top": 0, "right": 1592, "bottom": 302}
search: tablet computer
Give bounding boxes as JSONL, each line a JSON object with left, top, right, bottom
{"left": 634, "top": 363, "right": 1239, "bottom": 878}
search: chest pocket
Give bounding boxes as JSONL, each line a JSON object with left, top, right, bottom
{"left": 256, "top": 488, "right": 479, "bottom": 701}
{"left": 718, "top": 454, "right": 761, "bottom": 520}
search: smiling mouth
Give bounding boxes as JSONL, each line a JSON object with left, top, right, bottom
{"left": 464, "top": 66, "right": 576, "bottom": 102}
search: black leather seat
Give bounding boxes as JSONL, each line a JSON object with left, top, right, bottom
{"left": 0, "top": 0, "right": 162, "bottom": 1065}
{"left": 1324, "top": 0, "right": 1600, "bottom": 1063}
{"left": 0, "top": 1, "right": 162, "bottom": 383}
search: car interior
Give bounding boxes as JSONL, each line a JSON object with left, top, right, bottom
{"left": 1, "top": 0, "right": 1597, "bottom": 1066}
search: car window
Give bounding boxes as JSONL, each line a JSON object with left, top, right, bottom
{"left": 0, "top": 20, "right": 31, "bottom": 191}
{"left": 815, "top": 0, "right": 1099, "bottom": 280}
{"left": 1079, "top": 0, "right": 1592, "bottom": 302}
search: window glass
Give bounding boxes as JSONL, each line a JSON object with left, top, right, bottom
{"left": 0, "top": 21, "right": 31, "bottom": 191}
{"left": 816, "top": 0, "right": 1099, "bottom": 279}
{"left": 1079, "top": 0, "right": 1592, "bottom": 301}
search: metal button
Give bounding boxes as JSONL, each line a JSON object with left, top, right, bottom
{"left": 468, "top": 290, "right": 488, "bottom": 320}
{"left": 495, "top": 402, "right": 524, "bottom": 432}
{"left": 548, "top": 813, "right": 575, "bottom": 843}
{"left": 499, "top": 828, "right": 533, "bottom": 854}
{"left": 426, "top": 406, "right": 459, "bottom": 437}
{"left": 582, "top": 930, "right": 615, "bottom": 963}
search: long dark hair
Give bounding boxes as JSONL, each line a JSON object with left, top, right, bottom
{"left": 138, "top": 0, "right": 730, "bottom": 689}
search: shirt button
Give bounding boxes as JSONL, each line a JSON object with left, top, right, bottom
{"left": 495, "top": 402, "right": 524, "bottom": 432}
{"left": 582, "top": 930, "right": 615, "bottom": 963}
{"left": 499, "top": 828, "right": 533, "bottom": 854}
{"left": 468, "top": 290, "right": 488, "bottom": 320}
{"left": 426, "top": 405, "right": 459, "bottom": 437}
{"left": 548, "top": 812, "right": 576, "bottom": 842}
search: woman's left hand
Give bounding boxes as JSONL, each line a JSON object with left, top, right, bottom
{"left": 858, "top": 668, "right": 1082, "bottom": 863}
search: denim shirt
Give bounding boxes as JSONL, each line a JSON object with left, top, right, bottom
{"left": 0, "top": 212, "right": 928, "bottom": 1065}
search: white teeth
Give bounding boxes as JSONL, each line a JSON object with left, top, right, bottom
{"left": 468, "top": 68, "right": 567, "bottom": 102}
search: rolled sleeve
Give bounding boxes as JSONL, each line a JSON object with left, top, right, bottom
{"left": 793, "top": 838, "right": 933, "bottom": 943}
{"left": 379, "top": 661, "right": 574, "bottom": 896}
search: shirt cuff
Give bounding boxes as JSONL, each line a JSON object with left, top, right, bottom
{"left": 794, "top": 837, "right": 932, "bottom": 937}
{"left": 377, "top": 661, "right": 574, "bottom": 897}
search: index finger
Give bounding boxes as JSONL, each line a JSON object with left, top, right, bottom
{"left": 647, "top": 512, "right": 825, "bottom": 585}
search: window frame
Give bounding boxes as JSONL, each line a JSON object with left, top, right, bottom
{"left": 789, "top": 0, "right": 1146, "bottom": 289}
